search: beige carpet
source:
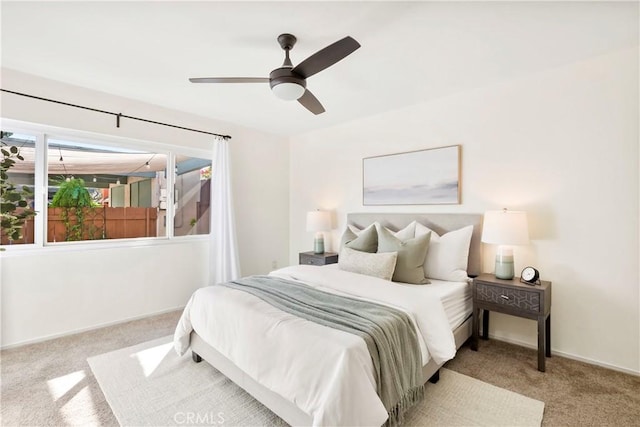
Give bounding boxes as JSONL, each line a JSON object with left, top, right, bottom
{"left": 88, "top": 336, "right": 545, "bottom": 426}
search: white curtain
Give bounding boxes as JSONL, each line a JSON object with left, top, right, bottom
{"left": 210, "top": 136, "right": 240, "bottom": 284}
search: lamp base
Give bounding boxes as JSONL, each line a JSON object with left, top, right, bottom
{"left": 494, "top": 246, "right": 514, "bottom": 280}
{"left": 313, "top": 235, "right": 325, "bottom": 254}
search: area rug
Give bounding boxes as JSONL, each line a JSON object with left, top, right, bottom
{"left": 88, "top": 336, "right": 545, "bottom": 426}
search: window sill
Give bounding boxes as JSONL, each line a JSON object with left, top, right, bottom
{"left": 0, "top": 234, "right": 210, "bottom": 257}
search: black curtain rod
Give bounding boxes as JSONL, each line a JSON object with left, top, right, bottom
{"left": 1, "top": 89, "right": 232, "bottom": 140}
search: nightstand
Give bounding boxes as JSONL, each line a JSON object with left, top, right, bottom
{"left": 471, "top": 273, "right": 552, "bottom": 372}
{"left": 299, "top": 251, "right": 338, "bottom": 266}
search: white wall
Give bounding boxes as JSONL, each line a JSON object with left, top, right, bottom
{"left": 289, "top": 47, "right": 639, "bottom": 374}
{"left": 0, "top": 69, "right": 289, "bottom": 347}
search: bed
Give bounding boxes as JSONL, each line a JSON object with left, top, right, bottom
{"left": 174, "top": 213, "right": 482, "bottom": 426}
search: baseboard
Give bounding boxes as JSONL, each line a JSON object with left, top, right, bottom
{"left": 489, "top": 333, "right": 640, "bottom": 377}
{"left": 0, "top": 306, "right": 185, "bottom": 350}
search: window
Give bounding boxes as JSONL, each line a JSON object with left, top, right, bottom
{"left": 172, "top": 157, "right": 212, "bottom": 237}
{"left": 47, "top": 138, "right": 168, "bottom": 242}
{"left": 1, "top": 123, "right": 212, "bottom": 250}
{"left": 1, "top": 131, "right": 36, "bottom": 245}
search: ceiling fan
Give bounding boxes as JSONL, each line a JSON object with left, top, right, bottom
{"left": 189, "top": 33, "right": 361, "bottom": 115}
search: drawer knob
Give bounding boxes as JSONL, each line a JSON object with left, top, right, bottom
{"left": 500, "top": 295, "right": 510, "bottom": 300}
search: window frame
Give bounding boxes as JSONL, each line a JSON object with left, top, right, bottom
{"left": 1, "top": 119, "right": 213, "bottom": 255}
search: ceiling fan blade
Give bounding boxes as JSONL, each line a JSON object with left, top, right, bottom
{"left": 189, "top": 77, "right": 269, "bottom": 83}
{"left": 298, "top": 89, "right": 325, "bottom": 115}
{"left": 292, "top": 36, "right": 360, "bottom": 79}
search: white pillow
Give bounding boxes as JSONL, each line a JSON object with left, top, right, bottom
{"left": 415, "top": 223, "right": 473, "bottom": 282}
{"left": 338, "top": 247, "right": 398, "bottom": 281}
{"left": 348, "top": 221, "right": 417, "bottom": 241}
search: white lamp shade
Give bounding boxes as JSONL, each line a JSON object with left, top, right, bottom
{"left": 481, "top": 210, "right": 530, "bottom": 246}
{"left": 272, "top": 82, "right": 305, "bottom": 101}
{"left": 306, "top": 211, "right": 331, "bottom": 232}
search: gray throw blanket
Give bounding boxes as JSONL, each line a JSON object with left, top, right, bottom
{"left": 217, "top": 275, "right": 424, "bottom": 426}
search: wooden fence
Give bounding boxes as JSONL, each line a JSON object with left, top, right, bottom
{"left": 1, "top": 207, "right": 158, "bottom": 244}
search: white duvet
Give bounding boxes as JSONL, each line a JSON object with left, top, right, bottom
{"left": 174, "top": 265, "right": 457, "bottom": 427}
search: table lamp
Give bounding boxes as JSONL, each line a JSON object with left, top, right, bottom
{"left": 306, "top": 210, "right": 331, "bottom": 254}
{"left": 481, "top": 209, "right": 530, "bottom": 279}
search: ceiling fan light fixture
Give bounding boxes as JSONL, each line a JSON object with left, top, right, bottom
{"left": 272, "top": 81, "right": 305, "bottom": 101}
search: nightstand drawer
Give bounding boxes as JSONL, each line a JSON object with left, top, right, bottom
{"left": 301, "top": 256, "right": 324, "bottom": 266}
{"left": 299, "top": 252, "right": 338, "bottom": 266}
{"left": 476, "top": 282, "right": 541, "bottom": 313}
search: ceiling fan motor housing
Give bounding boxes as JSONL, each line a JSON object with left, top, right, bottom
{"left": 269, "top": 67, "right": 307, "bottom": 100}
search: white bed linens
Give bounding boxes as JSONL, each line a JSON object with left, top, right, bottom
{"left": 428, "top": 279, "right": 473, "bottom": 330}
{"left": 174, "top": 265, "right": 458, "bottom": 427}
{"left": 323, "top": 263, "right": 472, "bottom": 330}
{"left": 388, "top": 277, "right": 472, "bottom": 330}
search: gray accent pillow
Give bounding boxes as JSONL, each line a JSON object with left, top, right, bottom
{"left": 377, "top": 226, "right": 431, "bottom": 284}
{"left": 338, "top": 247, "right": 398, "bottom": 281}
{"left": 340, "top": 223, "right": 378, "bottom": 253}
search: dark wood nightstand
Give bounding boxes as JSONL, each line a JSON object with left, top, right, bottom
{"left": 299, "top": 251, "right": 338, "bottom": 266}
{"left": 471, "top": 273, "right": 552, "bottom": 372}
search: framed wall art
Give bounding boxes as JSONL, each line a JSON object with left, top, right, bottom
{"left": 363, "top": 145, "right": 461, "bottom": 205}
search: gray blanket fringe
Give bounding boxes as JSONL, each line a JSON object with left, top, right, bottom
{"left": 386, "top": 385, "right": 425, "bottom": 426}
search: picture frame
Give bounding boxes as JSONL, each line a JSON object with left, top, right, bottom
{"left": 363, "top": 145, "right": 461, "bottom": 205}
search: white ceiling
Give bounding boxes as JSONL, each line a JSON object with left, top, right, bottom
{"left": 1, "top": 1, "right": 637, "bottom": 137}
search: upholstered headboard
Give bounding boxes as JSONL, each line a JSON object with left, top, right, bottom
{"left": 346, "top": 213, "right": 483, "bottom": 277}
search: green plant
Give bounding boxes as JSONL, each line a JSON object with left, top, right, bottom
{"left": 50, "top": 178, "right": 95, "bottom": 208}
{"left": 1, "top": 133, "right": 37, "bottom": 243}
{"left": 50, "top": 178, "right": 100, "bottom": 241}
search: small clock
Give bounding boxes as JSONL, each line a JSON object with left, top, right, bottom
{"left": 520, "top": 266, "right": 540, "bottom": 285}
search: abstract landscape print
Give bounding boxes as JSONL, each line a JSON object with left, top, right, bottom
{"left": 363, "top": 145, "right": 460, "bottom": 205}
